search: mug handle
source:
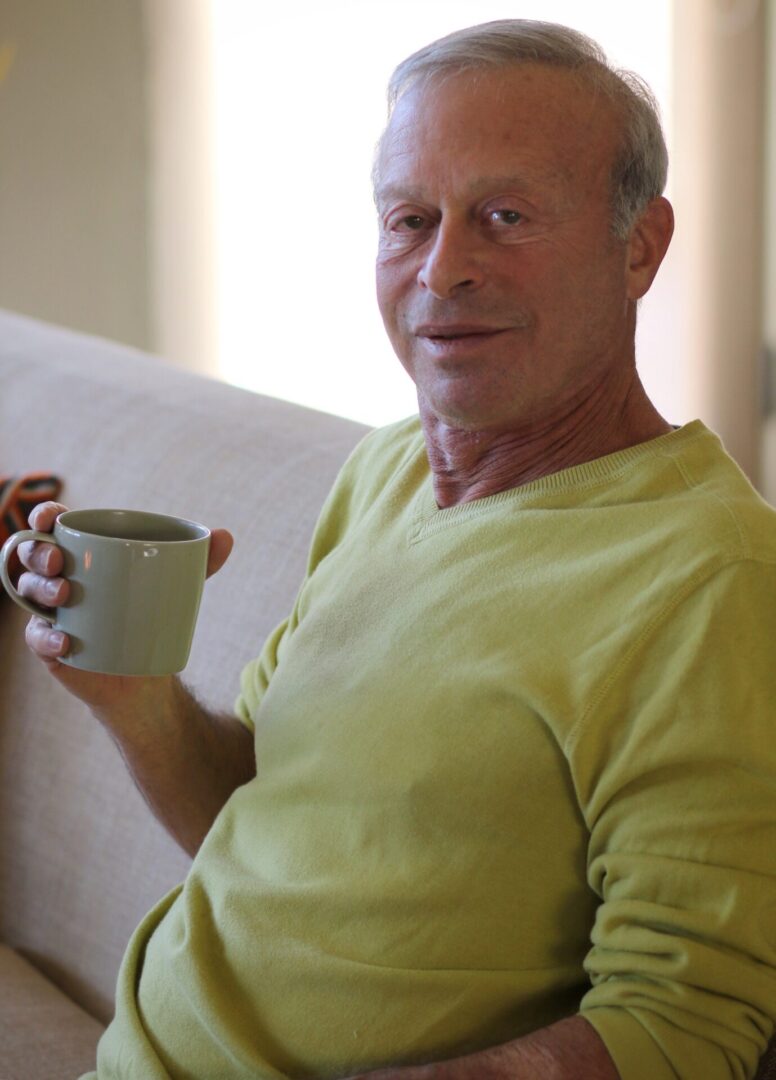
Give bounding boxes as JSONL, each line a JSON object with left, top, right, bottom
{"left": 0, "top": 530, "right": 58, "bottom": 624}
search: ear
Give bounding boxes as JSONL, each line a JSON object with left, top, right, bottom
{"left": 625, "top": 196, "right": 674, "bottom": 300}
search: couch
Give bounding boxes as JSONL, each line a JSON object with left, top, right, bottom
{"left": 1, "top": 309, "right": 774, "bottom": 1080}
{"left": 0, "top": 308, "right": 368, "bottom": 1078}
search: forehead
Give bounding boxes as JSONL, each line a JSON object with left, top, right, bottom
{"left": 376, "top": 65, "right": 618, "bottom": 203}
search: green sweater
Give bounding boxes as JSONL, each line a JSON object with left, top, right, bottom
{"left": 88, "top": 419, "right": 776, "bottom": 1080}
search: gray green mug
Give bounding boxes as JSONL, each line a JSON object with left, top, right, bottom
{"left": 0, "top": 508, "right": 211, "bottom": 676}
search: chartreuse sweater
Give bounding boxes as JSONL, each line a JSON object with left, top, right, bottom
{"left": 85, "top": 419, "right": 776, "bottom": 1080}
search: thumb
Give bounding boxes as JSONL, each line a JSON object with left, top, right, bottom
{"left": 206, "top": 528, "right": 234, "bottom": 578}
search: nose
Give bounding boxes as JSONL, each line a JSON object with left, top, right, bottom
{"left": 417, "top": 219, "right": 484, "bottom": 299}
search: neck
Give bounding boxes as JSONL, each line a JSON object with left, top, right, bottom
{"left": 420, "top": 371, "right": 673, "bottom": 509}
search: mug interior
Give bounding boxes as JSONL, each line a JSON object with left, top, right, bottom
{"left": 58, "top": 509, "right": 209, "bottom": 543}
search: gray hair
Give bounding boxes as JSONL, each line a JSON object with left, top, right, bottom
{"left": 377, "top": 19, "right": 668, "bottom": 240}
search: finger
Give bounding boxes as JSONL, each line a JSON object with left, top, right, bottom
{"left": 18, "top": 571, "right": 69, "bottom": 608}
{"left": 25, "top": 615, "right": 69, "bottom": 660}
{"left": 28, "top": 500, "right": 69, "bottom": 531}
{"left": 18, "top": 501, "right": 68, "bottom": 575}
{"left": 17, "top": 538, "right": 64, "bottom": 576}
{"left": 206, "top": 528, "right": 234, "bottom": 578}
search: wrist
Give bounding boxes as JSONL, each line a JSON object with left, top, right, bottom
{"left": 89, "top": 673, "right": 182, "bottom": 732}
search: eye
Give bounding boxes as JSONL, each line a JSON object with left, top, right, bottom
{"left": 392, "top": 214, "right": 427, "bottom": 232}
{"left": 380, "top": 209, "right": 434, "bottom": 248}
{"left": 488, "top": 208, "right": 523, "bottom": 226}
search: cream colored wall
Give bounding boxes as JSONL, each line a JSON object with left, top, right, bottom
{"left": 143, "top": 0, "right": 217, "bottom": 378}
{"left": 672, "top": 0, "right": 767, "bottom": 485}
{"left": 0, "top": 0, "right": 150, "bottom": 351}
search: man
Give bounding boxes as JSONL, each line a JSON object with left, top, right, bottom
{"left": 17, "top": 19, "right": 776, "bottom": 1080}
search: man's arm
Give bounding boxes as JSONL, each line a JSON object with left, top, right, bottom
{"left": 20, "top": 502, "right": 255, "bottom": 857}
{"left": 346, "top": 1015, "right": 619, "bottom": 1079}
{"left": 88, "top": 674, "right": 255, "bottom": 857}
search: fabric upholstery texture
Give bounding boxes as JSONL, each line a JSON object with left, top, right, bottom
{"left": 0, "top": 308, "right": 368, "bottom": 1073}
{"left": 0, "top": 944, "right": 104, "bottom": 1079}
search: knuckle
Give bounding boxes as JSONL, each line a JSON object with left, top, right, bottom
{"left": 17, "top": 571, "right": 35, "bottom": 598}
{"left": 16, "top": 540, "right": 38, "bottom": 569}
{"left": 18, "top": 541, "right": 58, "bottom": 575}
{"left": 28, "top": 500, "right": 66, "bottom": 530}
{"left": 25, "top": 616, "right": 65, "bottom": 658}
{"left": 24, "top": 616, "right": 47, "bottom": 651}
{"left": 18, "top": 572, "right": 63, "bottom": 606}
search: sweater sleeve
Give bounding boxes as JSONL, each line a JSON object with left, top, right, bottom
{"left": 571, "top": 557, "right": 776, "bottom": 1080}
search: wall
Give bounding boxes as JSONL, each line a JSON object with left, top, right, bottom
{"left": 142, "top": 0, "right": 216, "bottom": 378}
{"left": 0, "top": 0, "right": 150, "bottom": 351}
{"left": 672, "top": 0, "right": 767, "bottom": 484}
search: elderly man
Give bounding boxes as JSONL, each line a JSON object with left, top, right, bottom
{"left": 17, "top": 19, "right": 776, "bottom": 1080}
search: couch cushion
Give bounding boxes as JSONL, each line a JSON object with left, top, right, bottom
{"left": 0, "top": 943, "right": 104, "bottom": 1079}
{"left": 0, "top": 308, "right": 371, "bottom": 1022}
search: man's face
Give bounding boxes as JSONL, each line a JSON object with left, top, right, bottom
{"left": 375, "top": 65, "right": 637, "bottom": 432}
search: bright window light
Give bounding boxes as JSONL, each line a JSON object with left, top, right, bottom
{"left": 210, "top": 1, "right": 675, "bottom": 426}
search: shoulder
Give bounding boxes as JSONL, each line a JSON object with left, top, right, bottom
{"left": 304, "top": 415, "right": 425, "bottom": 571}
{"left": 658, "top": 421, "right": 776, "bottom": 566}
{"left": 326, "top": 414, "right": 425, "bottom": 513}
{"left": 342, "top": 415, "right": 425, "bottom": 480}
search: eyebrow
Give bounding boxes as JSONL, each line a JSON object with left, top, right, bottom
{"left": 374, "top": 171, "right": 567, "bottom": 209}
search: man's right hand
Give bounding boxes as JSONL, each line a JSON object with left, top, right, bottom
{"left": 16, "top": 501, "right": 251, "bottom": 855}
{"left": 18, "top": 500, "right": 234, "bottom": 713}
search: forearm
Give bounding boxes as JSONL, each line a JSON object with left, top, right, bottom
{"left": 349, "top": 1016, "right": 619, "bottom": 1080}
{"left": 458, "top": 1016, "right": 618, "bottom": 1079}
{"left": 92, "top": 675, "right": 256, "bottom": 857}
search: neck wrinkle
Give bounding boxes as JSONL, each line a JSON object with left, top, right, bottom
{"left": 421, "top": 371, "right": 672, "bottom": 509}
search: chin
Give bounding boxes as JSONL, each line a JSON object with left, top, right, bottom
{"left": 421, "top": 393, "right": 525, "bottom": 433}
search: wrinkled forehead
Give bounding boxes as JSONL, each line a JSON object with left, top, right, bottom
{"left": 374, "top": 65, "right": 620, "bottom": 199}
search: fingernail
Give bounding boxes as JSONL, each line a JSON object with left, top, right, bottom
{"left": 48, "top": 631, "right": 66, "bottom": 652}
{"left": 44, "top": 580, "right": 60, "bottom": 602}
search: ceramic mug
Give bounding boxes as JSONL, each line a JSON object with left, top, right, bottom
{"left": 0, "top": 508, "right": 211, "bottom": 675}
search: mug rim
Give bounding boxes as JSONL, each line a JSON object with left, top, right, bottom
{"left": 56, "top": 508, "right": 211, "bottom": 544}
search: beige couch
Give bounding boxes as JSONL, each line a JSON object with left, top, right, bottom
{"left": 2, "top": 310, "right": 775, "bottom": 1080}
{"left": 0, "top": 309, "right": 368, "bottom": 1078}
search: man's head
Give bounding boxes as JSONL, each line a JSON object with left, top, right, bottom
{"left": 376, "top": 19, "right": 668, "bottom": 243}
{"left": 374, "top": 20, "right": 674, "bottom": 433}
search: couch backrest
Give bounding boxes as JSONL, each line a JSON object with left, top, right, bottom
{"left": 0, "top": 309, "right": 370, "bottom": 1021}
